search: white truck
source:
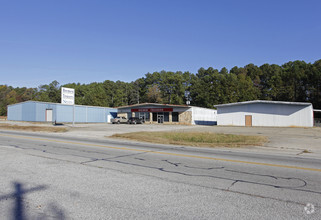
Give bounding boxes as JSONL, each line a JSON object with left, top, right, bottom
{"left": 111, "top": 116, "right": 128, "bottom": 124}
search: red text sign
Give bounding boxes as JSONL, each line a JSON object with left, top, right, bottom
{"left": 131, "top": 108, "right": 173, "bottom": 112}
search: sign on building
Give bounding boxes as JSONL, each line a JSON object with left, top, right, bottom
{"left": 131, "top": 108, "right": 173, "bottom": 112}
{"left": 61, "top": 87, "right": 75, "bottom": 105}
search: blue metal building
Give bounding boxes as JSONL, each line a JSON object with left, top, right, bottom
{"left": 7, "top": 101, "right": 117, "bottom": 123}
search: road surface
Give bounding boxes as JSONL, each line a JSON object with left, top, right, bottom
{"left": 0, "top": 130, "right": 320, "bottom": 219}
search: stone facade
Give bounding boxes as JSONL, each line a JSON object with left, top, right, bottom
{"left": 117, "top": 112, "right": 128, "bottom": 118}
{"left": 178, "top": 111, "right": 192, "bottom": 125}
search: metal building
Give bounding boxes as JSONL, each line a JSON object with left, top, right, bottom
{"left": 7, "top": 101, "right": 117, "bottom": 123}
{"left": 117, "top": 103, "right": 217, "bottom": 125}
{"left": 214, "top": 100, "right": 313, "bottom": 127}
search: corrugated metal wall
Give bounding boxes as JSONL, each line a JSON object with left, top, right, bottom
{"left": 191, "top": 107, "right": 217, "bottom": 125}
{"left": 8, "top": 101, "right": 116, "bottom": 123}
{"left": 217, "top": 103, "right": 313, "bottom": 127}
{"left": 7, "top": 103, "right": 22, "bottom": 121}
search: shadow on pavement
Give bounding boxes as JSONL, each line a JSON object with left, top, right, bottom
{"left": 0, "top": 182, "right": 66, "bottom": 220}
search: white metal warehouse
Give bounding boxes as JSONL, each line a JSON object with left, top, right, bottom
{"left": 214, "top": 100, "right": 313, "bottom": 127}
{"left": 117, "top": 103, "right": 217, "bottom": 125}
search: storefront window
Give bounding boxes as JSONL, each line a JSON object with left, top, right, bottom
{"left": 144, "top": 112, "right": 150, "bottom": 121}
{"left": 164, "top": 112, "right": 169, "bottom": 122}
{"left": 135, "top": 112, "right": 150, "bottom": 121}
{"left": 153, "top": 113, "right": 157, "bottom": 122}
{"left": 172, "top": 112, "right": 179, "bottom": 122}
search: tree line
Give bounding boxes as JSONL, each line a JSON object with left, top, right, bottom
{"left": 1, "top": 59, "right": 320, "bottom": 116}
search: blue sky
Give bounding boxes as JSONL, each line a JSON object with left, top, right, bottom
{"left": 1, "top": 0, "right": 320, "bottom": 88}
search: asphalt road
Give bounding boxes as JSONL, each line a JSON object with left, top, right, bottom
{"left": 0, "top": 130, "right": 320, "bottom": 219}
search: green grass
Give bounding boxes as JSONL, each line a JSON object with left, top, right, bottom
{"left": 111, "top": 131, "right": 268, "bottom": 148}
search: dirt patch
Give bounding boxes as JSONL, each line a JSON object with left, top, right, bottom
{"left": 0, "top": 123, "right": 69, "bottom": 133}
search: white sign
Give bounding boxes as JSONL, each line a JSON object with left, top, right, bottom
{"left": 61, "top": 87, "right": 75, "bottom": 105}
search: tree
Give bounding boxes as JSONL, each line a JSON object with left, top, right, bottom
{"left": 309, "top": 59, "right": 321, "bottom": 108}
{"left": 35, "top": 80, "right": 60, "bottom": 103}
{"left": 259, "top": 64, "right": 283, "bottom": 100}
{"left": 0, "top": 85, "right": 11, "bottom": 115}
{"left": 281, "top": 61, "right": 308, "bottom": 102}
{"left": 1, "top": 59, "right": 320, "bottom": 114}
{"left": 83, "top": 82, "right": 108, "bottom": 106}
{"left": 190, "top": 67, "right": 222, "bottom": 108}
{"left": 159, "top": 71, "right": 185, "bottom": 104}
{"left": 128, "top": 79, "right": 143, "bottom": 105}
{"left": 146, "top": 84, "right": 163, "bottom": 103}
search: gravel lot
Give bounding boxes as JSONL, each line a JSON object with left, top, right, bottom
{"left": 1, "top": 121, "right": 321, "bottom": 157}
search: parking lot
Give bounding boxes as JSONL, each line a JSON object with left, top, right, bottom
{"left": 1, "top": 121, "right": 321, "bottom": 157}
{"left": 55, "top": 123, "right": 321, "bottom": 156}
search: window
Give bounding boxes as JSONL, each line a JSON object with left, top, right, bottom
{"left": 144, "top": 112, "right": 150, "bottom": 122}
{"left": 164, "top": 112, "right": 169, "bottom": 122}
{"left": 153, "top": 113, "right": 157, "bottom": 122}
{"left": 172, "top": 112, "right": 179, "bottom": 122}
{"left": 136, "top": 112, "right": 150, "bottom": 121}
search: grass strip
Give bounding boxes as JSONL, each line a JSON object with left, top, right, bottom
{"left": 111, "top": 131, "right": 267, "bottom": 148}
{"left": 0, "top": 124, "right": 68, "bottom": 133}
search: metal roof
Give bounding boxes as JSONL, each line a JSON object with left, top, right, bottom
{"left": 8, "top": 100, "right": 117, "bottom": 109}
{"left": 117, "top": 103, "right": 190, "bottom": 109}
{"left": 214, "top": 100, "right": 312, "bottom": 108}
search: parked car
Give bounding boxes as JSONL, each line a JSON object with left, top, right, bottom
{"left": 111, "top": 116, "right": 128, "bottom": 124}
{"left": 128, "top": 117, "right": 144, "bottom": 124}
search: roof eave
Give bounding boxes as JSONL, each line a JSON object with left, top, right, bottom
{"left": 117, "top": 103, "right": 190, "bottom": 109}
{"left": 214, "top": 100, "right": 312, "bottom": 108}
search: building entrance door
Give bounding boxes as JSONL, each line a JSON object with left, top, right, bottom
{"left": 245, "top": 115, "right": 252, "bottom": 127}
{"left": 157, "top": 115, "right": 164, "bottom": 123}
{"left": 107, "top": 115, "right": 111, "bottom": 123}
{"left": 46, "top": 109, "right": 53, "bottom": 122}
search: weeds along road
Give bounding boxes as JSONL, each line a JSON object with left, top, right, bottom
{"left": 0, "top": 130, "right": 320, "bottom": 219}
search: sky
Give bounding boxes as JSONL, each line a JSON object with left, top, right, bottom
{"left": 1, "top": 0, "right": 321, "bottom": 88}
